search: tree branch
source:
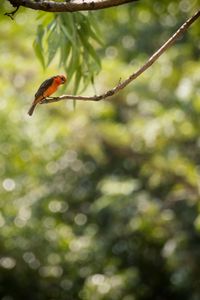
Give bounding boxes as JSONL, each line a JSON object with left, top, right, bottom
{"left": 4, "top": 6, "right": 19, "bottom": 19}
{"left": 41, "top": 9, "right": 200, "bottom": 105}
{"left": 8, "top": 0, "right": 138, "bottom": 12}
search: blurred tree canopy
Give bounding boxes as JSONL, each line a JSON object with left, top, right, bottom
{"left": 0, "top": 0, "right": 200, "bottom": 300}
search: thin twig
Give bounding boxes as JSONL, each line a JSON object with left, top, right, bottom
{"left": 41, "top": 9, "right": 200, "bottom": 105}
{"left": 4, "top": 6, "right": 19, "bottom": 19}
{"left": 9, "top": 0, "right": 138, "bottom": 12}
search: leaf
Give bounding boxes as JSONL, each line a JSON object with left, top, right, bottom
{"left": 60, "top": 13, "right": 74, "bottom": 37}
{"left": 73, "top": 65, "right": 82, "bottom": 94}
{"left": 66, "top": 36, "right": 81, "bottom": 84}
{"left": 47, "top": 19, "right": 57, "bottom": 31}
{"left": 33, "top": 25, "right": 45, "bottom": 68}
{"left": 36, "top": 12, "right": 54, "bottom": 28}
{"left": 59, "top": 38, "right": 71, "bottom": 68}
{"left": 73, "top": 100, "right": 76, "bottom": 110}
{"left": 33, "top": 40, "right": 45, "bottom": 69}
{"left": 47, "top": 26, "right": 60, "bottom": 66}
{"left": 79, "top": 34, "right": 101, "bottom": 68}
{"left": 37, "top": 24, "right": 45, "bottom": 42}
{"left": 34, "top": 12, "right": 103, "bottom": 92}
{"left": 88, "top": 12, "right": 102, "bottom": 37}
{"left": 60, "top": 23, "right": 75, "bottom": 46}
{"left": 88, "top": 27, "right": 104, "bottom": 46}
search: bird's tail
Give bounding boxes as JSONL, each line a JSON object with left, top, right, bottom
{"left": 28, "top": 103, "right": 36, "bottom": 116}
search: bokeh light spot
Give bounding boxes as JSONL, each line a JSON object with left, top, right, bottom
{"left": 2, "top": 178, "right": 16, "bottom": 191}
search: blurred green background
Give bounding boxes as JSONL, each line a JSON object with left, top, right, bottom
{"left": 0, "top": 0, "right": 200, "bottom": 299}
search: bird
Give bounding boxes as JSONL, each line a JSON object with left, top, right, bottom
{"left": 28, "top": 74, "right": 67, "bottom": 116}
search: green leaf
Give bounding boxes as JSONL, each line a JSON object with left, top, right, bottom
{"left": 60, "top": 23, "right": 75, "bottom": 46}
{"left": 88, "top": 12, "right": 102, "bottom": 37}
{"left": 60, "top": 13, "right": 74, "bottom": 37}
{"left": 34, "top": 12, "right": 103, "bottom": 92}
{"left": 47, "top": 19, "right": 57, "bottom": 31}
{"left": 67, "top": 42, "right": 81, "bottom": 85}
{"left": 73, "top": 65, "right": 82, "bottom": 94}
{"left": 88, "top": 27, "right": 104, "bottom": 46}
{"left": 59, "top": 38, "right": 71, "bottom": 68}
{"left": 79, "top": 34, "right": 101, "bottom": 68}
{"left": 73, "top": 100, "right": 76, "bottom": 110}
{"left": 33, "top": 40, "right": 45, "bottom": 69}
{"left": 47, "top": 27, "right": 60, "bottom": 66}
{"left": 36, "top": 12, "right": 54, "bottom": 27}
{"left": 33, "top": 25, "right": 45, "bottom": 68}
{"left": 37, "top": 24, "right": 45, "bottom": 43}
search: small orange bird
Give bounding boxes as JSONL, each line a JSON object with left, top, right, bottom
{"left": 28, "top": 74, "right": 67, "bottom": 116}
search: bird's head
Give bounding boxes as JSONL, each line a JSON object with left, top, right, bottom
{"left": 54, "top": 75, "right": 67, "bottom": 85}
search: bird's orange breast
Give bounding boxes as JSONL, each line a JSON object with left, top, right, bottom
{"left": 43, "top": 82, "right": 58, "bottom": 98}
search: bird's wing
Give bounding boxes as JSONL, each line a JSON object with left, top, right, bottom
{"left": 35, "top": 77, "right": 54, "bottom": 99}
